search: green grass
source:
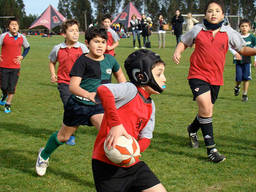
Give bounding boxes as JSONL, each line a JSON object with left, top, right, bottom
{"left": 0, "top": 33, "right": 256, "bottom": 192}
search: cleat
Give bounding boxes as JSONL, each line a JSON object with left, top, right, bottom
{"left": 234, "top": 86, "right": 240, "bottom": 96}
{"left": 242, "top": 94, "right": 248, "bottom": 102}
{"left": 0, "top": 100, "right": 6, "bottom": 106}
{"left": 66, "top": 135, "right": 75, "bottom": 146}
{"left": 187, "top": 125, "right": 199, "bottom": 148}
{"left": 4, "top": 105, "right": 11, "bottom": 113}
{"left": 208, "top": 148, "right": 226, "bottom": 163}
{"left": 36, "top": 148, "right": 49, "bottom": 176}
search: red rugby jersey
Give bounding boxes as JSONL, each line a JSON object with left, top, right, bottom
{"left": 0, "top": 32, "right": 30, "bottom": 69}
{"left": 48, "top": 42, "right": 88, "bottom": 84}
{"left": 93, "top": 83, "right": 155, "bottom": 167}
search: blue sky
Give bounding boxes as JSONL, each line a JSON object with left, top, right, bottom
{"left": 23, "top": 0, "right": 59, "bottom": 16}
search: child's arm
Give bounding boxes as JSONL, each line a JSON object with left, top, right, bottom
{"left": 238, "top": 47, "right": 256, "bottom": 57}
{"left": 49, "top": 61, "right": 57, "bottom": 83}
{"left": 97, "top": 85, "right": 131, "bottom": 149}
{"left": 113, "top": 68, "right": 126, "bottom": 83}
{"left": 172, "top": 42, "right": 187, "bottom": 64}
{"left": 107, "top": 41, "right": 119, "bottom": 51}
{"left": 229, "top": 47, "right": 242, "bottom": 60}
{"left": 69, "top": 76, "right": 96, "bottom": 102}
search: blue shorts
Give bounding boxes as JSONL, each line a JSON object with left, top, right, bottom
{"left": 63, "top": 97, "right": 104, "bottom": 127}
{"left": 235, "top": 61, "right": 251, "bottom": 81}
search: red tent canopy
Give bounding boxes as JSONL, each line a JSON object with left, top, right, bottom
{"left": 29, "top": 5, "right": 66, "bottom": 30}
{"left": 112, "top": 2, "right": 141, "bottom": 29}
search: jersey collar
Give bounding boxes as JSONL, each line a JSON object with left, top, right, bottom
{"left": 60, "top": 42, "right": 80, "bottom": 48}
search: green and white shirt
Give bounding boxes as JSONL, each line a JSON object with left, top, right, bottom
{"left": 70, "top": 54, "right": 120, "bottom": 105}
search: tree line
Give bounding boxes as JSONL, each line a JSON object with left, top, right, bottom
{"left": 0, "top": 0, "right": 255, "bottom": 31}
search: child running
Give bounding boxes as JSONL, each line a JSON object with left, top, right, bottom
{"left": 172, "top": 0, "right": 256, "bottom": 163}
{"left": 92, "top": 49, "right": 167, "bottom": 191}
{"left": 229, "top": 19, "right": 256, "bottom": 102}
{"left": 102, "top": 14, "right": 120, "bottom": 56}
{"left": 0, "top": 18, "right": 30, "bottom": 113}
{"left": 49, "top": 19, "right": 89, "bottom": 145}
{"left": 35, "top": 26, "right": 126, "bottom": 176}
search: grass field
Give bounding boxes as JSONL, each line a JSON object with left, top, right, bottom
{"left": 0, "top": 33, "right": 256, "bottom": 192}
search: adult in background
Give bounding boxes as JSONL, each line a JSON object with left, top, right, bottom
{"left": 172, "top": 9, "right": 184, "bottom": 45}
{"left": 141, "top": 14, "right": 152, "bottom": 48}
{"left": 157, "top": 14, "right": 166, "bottom": 48}
{"left": 130, "top": 14, "right": 141, "bottom": 49}
{"left": 185, "top": 12, "right": 199, "bottom": 32}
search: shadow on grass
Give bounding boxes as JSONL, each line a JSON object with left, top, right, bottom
{"left": 151, "top": 131, "right": 207, "bottom": 162}
{"left": 0, "top": 149, "right": 95, "bottom": 189}
{"left": 37, "top": 82, "right": 57, "bottom": 88}
{"left": 1, "top": 122, "right": 53, "bottom": 139}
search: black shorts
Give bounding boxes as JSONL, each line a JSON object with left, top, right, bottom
{"left": 0, "top": 68, "right": 20, "bottom": 94}
{"left": 92, "top": 159, "right": 160, "bottom": 192}
{"left": 63, "top": 97, "right": 104, "bottom": 127}
{"left": 57, "top": 83, "right": 72, "bottom": 106}
{"left": 189, "top": 79, "right": 220, "bottom": 104}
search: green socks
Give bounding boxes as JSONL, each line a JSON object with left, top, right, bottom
{"left": 41, "top": 131, "right": 64, "bottom": 160}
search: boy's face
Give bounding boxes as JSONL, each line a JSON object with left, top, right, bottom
{"left": 86, "top": 36, "right": 107, "bottom": 58}
{"left": 63, "top": 24, "right": 79, "bottom": 43}
{"left": 240, "top": 23, "right": 250, "bottom": 35}
{"left": 102, "top": 18, "right": 111, "bottom": 29}
{"left": 205, "top": 3, "right": 224, "bottom": 24}
{"left": 147, "top": 63, "right": 166, "bottom": 94}
{"left": 8, "top": 21, "right": 19, "bottom": 35}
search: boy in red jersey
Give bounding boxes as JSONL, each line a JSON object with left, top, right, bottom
{"left": 173, "top": 0, "right": 256, "bottom": 163}
{"left": 0, "top": 18, "right": 30, "bottom": 113}
{"left": 102, "top": 14, "right": 120, "bottom": 56}
{"left": 92, "top": 49, "right": 167, "bottom": 192}
{"left": 49, "top": 19, "right": 89, "bottom": 145}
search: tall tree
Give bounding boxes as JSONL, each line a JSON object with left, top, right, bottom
{"left": 58, "top": 0, "right": 73, "bottom": 19}
{"left": 71, "top": 0, "right": 93, "bottom": 31}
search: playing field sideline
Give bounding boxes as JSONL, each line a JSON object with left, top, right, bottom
{"left": 0, "top": 34, "right": 255, "bottom": 191}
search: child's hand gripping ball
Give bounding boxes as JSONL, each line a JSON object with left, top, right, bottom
{"left": 104, "top": 136, "right": 141, "bottom": 166}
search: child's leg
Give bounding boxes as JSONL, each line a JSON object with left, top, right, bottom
{"left": 243, "top": 80, "right": 249, "bottom": 95}
{"left": 40, "top": 124, "right": 77, "bottom": 160}
{"left": 196, "top": 91, "right": 215, "bottom": 150}
{"left": 162, "top": 33, "right": 166, "bottom": 48}
{"left": 158, "top": 33, "right": 162, "bottom": 48}
{"left": 90, "top": 113, "right": 104, "bottom": 131}
{"left": 143, "top": 184, "right": 167, "bottom": 192}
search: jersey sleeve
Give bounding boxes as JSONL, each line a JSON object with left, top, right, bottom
{"left": 111, "top": 56, "right": 120, "bottom": 72}
{"left": 70, "top": 55, "right": 87, "bottom": 78}
{"left": 96, "top": 82, "right": 137, "bottom": 127}
{"left": 138, "top": 100, "right": 155, "bottom": 140}
{"left": 21, "top": 34, "right": 30, "bottom": 48}
{"left": 0, "top": 33, "right": 7, "bottom": 46}
{"left": 48, "top": 45, "right": 60, "bottom": 63}
{"left": 109, "top": 29, "right": 120, "bottom": 42}
{"left": 79, "top": 42, "right": 89, "bottom": 53}
{"left": 225, "top": 26, "right": 246, "bottom": 52}
{"left": 181, "top": 24, "right": 202, "bottom": 47}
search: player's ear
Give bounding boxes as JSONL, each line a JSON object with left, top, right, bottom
{"left": 85, "top": 40, "right": 89, "bottom": 47}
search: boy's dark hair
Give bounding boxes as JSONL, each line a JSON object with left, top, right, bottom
{"left": 239, "top": 18, "right": 251, "bottom": 27}
{"left": 85, "top": 26, "right": 108, "bottom": 43}
{"left": 204, "top": 0, "right": 225, "bottom": 14}
{"left": 102, "top": 14, "right": 112, "bottom": 22}
{"left": 7, "top": 17, "right": 19, "bottom": 27}
{"left": 61, "top": 19, "right": 79, "bottom": 34}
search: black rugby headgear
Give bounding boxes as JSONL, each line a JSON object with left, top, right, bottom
{"left": 124, "top": 49, "right": 165, "bottom": 93}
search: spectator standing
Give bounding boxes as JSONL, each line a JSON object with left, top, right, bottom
{"left": 185, "top": 12, "right": 199, "bottom": 32}
{"left": 130, "top": 14, "right": 141, "bottom": 49}
{"left": 157, "top": 15, "right": 166, "bottom": 48}
{"left": 172, "top": 9, "right": 184, "bottom": 45}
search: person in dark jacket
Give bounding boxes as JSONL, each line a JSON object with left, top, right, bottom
{"left": 172, "top": 9, "right": 184, "bottom": 45}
